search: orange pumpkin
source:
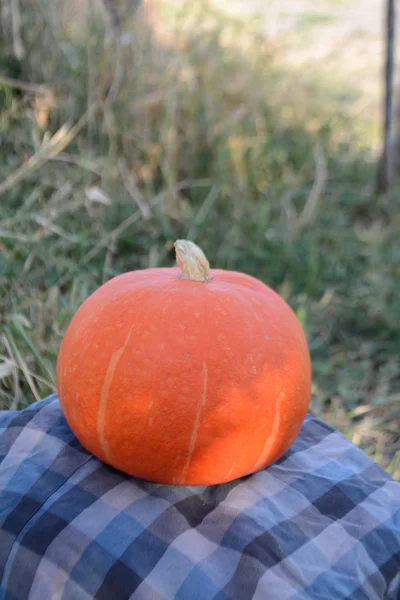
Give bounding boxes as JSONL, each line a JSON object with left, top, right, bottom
{"left": 56, "top": 240, "right": 311, "bottom": 485}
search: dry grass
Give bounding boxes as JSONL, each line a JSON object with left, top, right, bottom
{"left": 0, "top": 0, "right": 399, "bottom": 479}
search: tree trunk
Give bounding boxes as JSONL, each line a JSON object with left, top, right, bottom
{"left": 377, "top": 0, "right": 396, "bottom": 194}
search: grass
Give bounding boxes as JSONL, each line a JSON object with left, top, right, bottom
{"left": 297, "top": 12, "right": 337, "bottom": 28}
{"left": 0, "top": 0, "right": 399, "bottom": 479}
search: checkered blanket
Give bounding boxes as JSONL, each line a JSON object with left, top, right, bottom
{"left": 0, "top": 394, "right": 399, "bottom": 600}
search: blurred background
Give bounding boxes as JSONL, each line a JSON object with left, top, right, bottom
{"left": 0, "top": 0, "right": 399, "bottom": 479}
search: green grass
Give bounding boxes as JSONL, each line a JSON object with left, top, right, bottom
{"left": 0, "top": 0, "right": 399, "bottom": 479}
{"left": 297, "top": 12, "right": 337, "bottom": 28}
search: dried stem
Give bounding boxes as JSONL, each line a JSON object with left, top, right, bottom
{"left": 174, "top": 240, "right": 211, "bottom": 282}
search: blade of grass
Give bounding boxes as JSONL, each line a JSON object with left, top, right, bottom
{"left": 9, "top": 316, "right": 56, "bottom": 386}
{"left": 3, "top": 328, "right": 40, "bottom": 402}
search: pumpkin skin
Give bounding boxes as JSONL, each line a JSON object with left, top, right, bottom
{"left": 56, "top": 242, "right": 311, "bottom": 486}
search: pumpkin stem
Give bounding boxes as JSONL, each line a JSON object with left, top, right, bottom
{"left": 174, "top": 240, "right": 211, "bottom": 282}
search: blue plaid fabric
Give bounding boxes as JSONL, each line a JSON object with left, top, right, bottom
{"left": 0, "top": 394, "right": 399, "bottom": 600}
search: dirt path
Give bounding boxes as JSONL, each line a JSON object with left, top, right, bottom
{"left": 212, "top": 0, "right": 382, "bottom": 38}
{"left": 212, "top": 0, "right": 386, "bottom": 143}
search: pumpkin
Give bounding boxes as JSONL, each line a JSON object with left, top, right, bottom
{"left": 56, "top": 240, "right": 311, "bottom": 485}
